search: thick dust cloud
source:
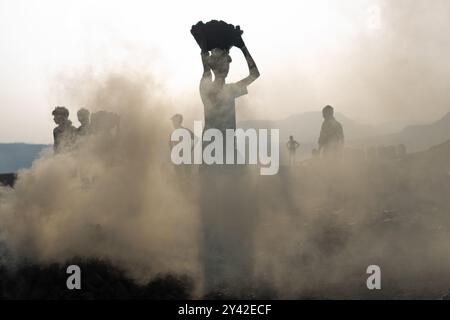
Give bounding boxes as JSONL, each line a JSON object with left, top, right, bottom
{"left": 1, "top": 67, "right": 450, "bottom": 299}
{"left": 2, "top": 0, "right": 450, "bottom": 297}
{"left": 0, "top": 70, "right": 201, "bottom": 284}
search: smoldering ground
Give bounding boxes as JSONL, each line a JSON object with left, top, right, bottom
{"left": 1, "top": 69, "right": 450, "bottom": 299}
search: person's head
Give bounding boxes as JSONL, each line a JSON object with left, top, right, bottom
{"left": 208, "top": 48, "right": 232, "bottom": 79}
{"left": 77, "top": 108, "right": 90, "bottom": 126}
{"left": 289, "top": 135, "right": 294, "bottom": 141}
{"left": 171, "top": 114, "right": 183, "bottom": 128}
{"left": 322, "top": 105, "right": 334, "bottom": 120}
{"left": 52, "top": 106, "right": 69, "bottom": 125}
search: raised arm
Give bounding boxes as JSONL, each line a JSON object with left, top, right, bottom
{"left": 201, "top": 51, "right": 212, "bottom": 80}
{"left": 235, "top": 37, "right": 260, "bottom": 87}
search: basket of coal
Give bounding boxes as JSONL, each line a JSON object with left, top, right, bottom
{"left": 191, "top": 20, "right": 244, "bottom": 51}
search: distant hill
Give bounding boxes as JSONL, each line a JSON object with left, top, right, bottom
{"left": 360, "top": 111, "right": 450, "bottom": 152}
{"left": 239, "top": 111, "right": 378, "bottom": 143}
{"left": 238, "top": 111, "right": 450, "bottom": 155}
{"left": 238, "top": 111, "right": 383, "bottom": 159}
{"left": 409, "top": 139, "right": 450, "bottom": 170}
{"left": 0, "top": 143, "right": 49, "bottom": 174}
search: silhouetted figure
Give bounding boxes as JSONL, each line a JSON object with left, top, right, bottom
{"left": 318, "top": 105, "right": 344, "bottom": 158}
{"left": 171, "top": 114, "right": 194, "bottom": 140}
{"left": 52, "top": 106, "right": 76, "bottom": 153}
{"left": 170, "top": 113, "right": 197, "bottom": 153}
{"left": 286, "top": 135, "right": 300, "bottom": 165}
{"left": 193, "top": 21, "right": 260, "bottom": 133}
{"left": 192, "top": 21, "right": 260, "bottom": 295}
{"left": 77, "top": 108, "right": 91, "bottom": 136}
{"left": 170, "top": 114, "right": 195, "bottom": 178}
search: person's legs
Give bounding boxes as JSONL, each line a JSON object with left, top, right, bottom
{"left": 289, "top": 151, "right": 294, "bottom": 166}
{"left": 199, "top": 165, "right": 256, "bottom": 297}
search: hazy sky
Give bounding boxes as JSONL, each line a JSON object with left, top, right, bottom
{"left": 1, "top": 0, "right": 450, "bottom": 143}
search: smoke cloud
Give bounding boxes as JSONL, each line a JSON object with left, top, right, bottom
{"left": 2, "top": 1, "right": 450, "bottom": 298}
{"left": 0, "top": 69, "right": 201, "bottom": 286}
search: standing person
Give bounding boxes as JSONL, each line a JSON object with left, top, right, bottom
{"left": 52, "top": 106, "right": 76, "bottom": 153}
{"left": 170, "top": 113, "right": 196, "bottom": 177}
{"left": 199, "top": 35, "right": 260, "bottom": 135}
{"left": 286, "top": 135, "right": 300, "bottom": 165}
{"left": 318, "top": 105, "right": 344, "bottom": 159}
{"left": 193, "top": 22, "right": 261, "bottom": 296}
{"left": 77, "top": 108, "right": 91, "bottom": 137}
{"left": 170, "top": 113, "right": 195, "bottom": 143}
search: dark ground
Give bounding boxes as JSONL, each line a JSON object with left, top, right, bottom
{"left": 0, "top": 260, "right": 193, "bottom": 300}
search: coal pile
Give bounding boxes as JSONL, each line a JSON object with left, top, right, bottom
{"left": 0, "top": 259, "right": 193, "bottom": 300}
{"left": 191, "top": 20, "right": 243, "bottom": 51}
